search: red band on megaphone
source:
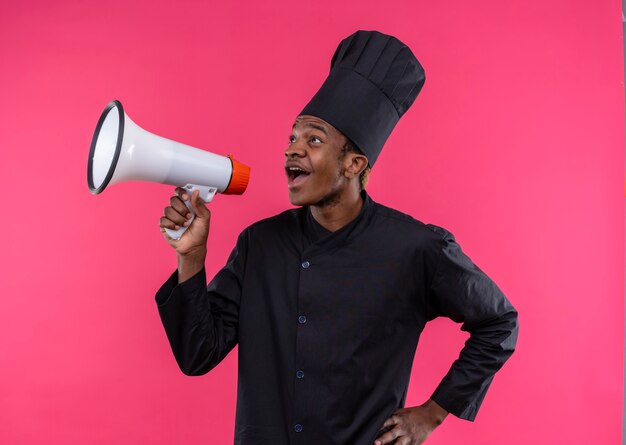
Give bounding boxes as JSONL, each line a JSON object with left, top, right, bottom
{"left": 224, "top": 154, "right": 250, "bottom": 195}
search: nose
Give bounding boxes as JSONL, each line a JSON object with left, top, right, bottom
{"left": 285, "top": 139, "right": 306, "bottom": 159}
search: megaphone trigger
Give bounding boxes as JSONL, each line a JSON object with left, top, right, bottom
{"left": 164, "top": 184, "right": 217, "bottom": 240}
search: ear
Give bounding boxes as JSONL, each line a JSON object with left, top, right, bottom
{"left": 342, "top": 153, "right": 369, "bottom": 179}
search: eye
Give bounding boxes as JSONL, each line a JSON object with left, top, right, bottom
{"left": 288, "top": 135, "right": 296, "bottom": 144}
{"left": 310, "top": 136, "right": 322, "bottom": 144}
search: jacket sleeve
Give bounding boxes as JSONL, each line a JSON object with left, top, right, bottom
{"left": 155, "top": 231, "right": 248, "bottom": 376}
{"left": 424, "top": 224, "right": 519, "bottom": 421}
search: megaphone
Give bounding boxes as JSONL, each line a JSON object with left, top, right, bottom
{"left": 87, "top": 100, "right": 250, "bottom": 240}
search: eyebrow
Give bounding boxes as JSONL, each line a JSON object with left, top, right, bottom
{"left": 292, "top": 121, "right": 329, "bottom": 136}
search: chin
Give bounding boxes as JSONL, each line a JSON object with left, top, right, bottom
{"left": 289, "top": 187, "right": 343, "bottom": 208}
{"left": 288, "top": 191, "right": 311, "bottom": 207}
{"left": 288, "top": 185, "right": 325, "bottom": 207}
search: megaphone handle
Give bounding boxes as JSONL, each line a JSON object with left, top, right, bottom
{"left": 164, "top": 184, "right": 218, "bottom": 240}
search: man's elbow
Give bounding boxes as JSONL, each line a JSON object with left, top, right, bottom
{"left": 178, "top": 361, "right": 211, "bottom": 376}
{"left": 500, "top": 307, "right": 519, "bottom": 355}
{"left": 174, "top": 353, "right": 214, "bottom": 376}
{"left": 470, "top": 306, "right": 519, "bottom": 356}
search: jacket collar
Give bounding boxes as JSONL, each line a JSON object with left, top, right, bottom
{"left": 300, "top": 190, "right": 376, "bottom": 258}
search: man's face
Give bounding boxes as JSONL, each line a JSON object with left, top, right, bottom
{"left": 284, "top": 115, "right": 351, "bottom": 207}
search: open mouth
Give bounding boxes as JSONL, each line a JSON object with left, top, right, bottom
{"left": 286, "top": 166, "right": 311, "bottom": 186}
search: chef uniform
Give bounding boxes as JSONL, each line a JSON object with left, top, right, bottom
{"left": 155, "top": 30, "right": 519, "bottom": 445}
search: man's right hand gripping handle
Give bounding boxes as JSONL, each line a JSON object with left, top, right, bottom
{"left": 159, "top": 187, "right": 211, "bottom": 283}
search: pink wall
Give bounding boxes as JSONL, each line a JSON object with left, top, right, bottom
{"left": 1, "top": 1, "right": 623, "bottom": 444}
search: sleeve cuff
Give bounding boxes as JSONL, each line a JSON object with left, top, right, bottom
{"left": 155, "top": 267, "right": 207, "bottom": 306}
{"left": 430, "top": 379, "right": 488, "bottom": 422}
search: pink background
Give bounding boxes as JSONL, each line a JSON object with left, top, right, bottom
{"left": 1, "top": 0, "right": 624, "bottom": 444}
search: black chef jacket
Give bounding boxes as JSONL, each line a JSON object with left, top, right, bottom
{"left": 155, "top": 191, "right": 518, "bottom": 445}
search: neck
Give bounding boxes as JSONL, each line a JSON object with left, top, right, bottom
{"left": 310, "top": 188, "right": 364, "bottom": 232}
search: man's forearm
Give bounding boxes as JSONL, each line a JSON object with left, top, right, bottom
{"left": 428, "top": 302, "right": 518, "bottom": 421}
{"left": 177, "top": 248, "right": 207, "bottom": 283}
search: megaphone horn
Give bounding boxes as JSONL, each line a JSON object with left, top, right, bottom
{"left": 87, "top": 100, "right": 250, "bottom": 240}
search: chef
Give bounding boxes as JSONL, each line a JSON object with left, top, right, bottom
{"left": 156, "top": 30, "right": 518, "bottom": 445}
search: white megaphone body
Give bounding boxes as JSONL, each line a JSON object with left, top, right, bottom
{"left": 88, "top": 100, "right": 250, "bottom": 240}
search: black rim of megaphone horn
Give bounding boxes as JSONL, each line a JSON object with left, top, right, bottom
{"left": 87, "top": 100, "right": 125, "bottom": 194}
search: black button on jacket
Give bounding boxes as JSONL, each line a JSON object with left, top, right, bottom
{"left": 155, "top": 192, "right": 518, "bottom": 445}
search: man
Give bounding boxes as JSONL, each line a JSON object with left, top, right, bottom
{"left": 156, "top": 30, "right": 518, "bottom": 445}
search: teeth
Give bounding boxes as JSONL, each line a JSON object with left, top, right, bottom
{"left": 287, "top": 167, "right": 309, "bottom": 175}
